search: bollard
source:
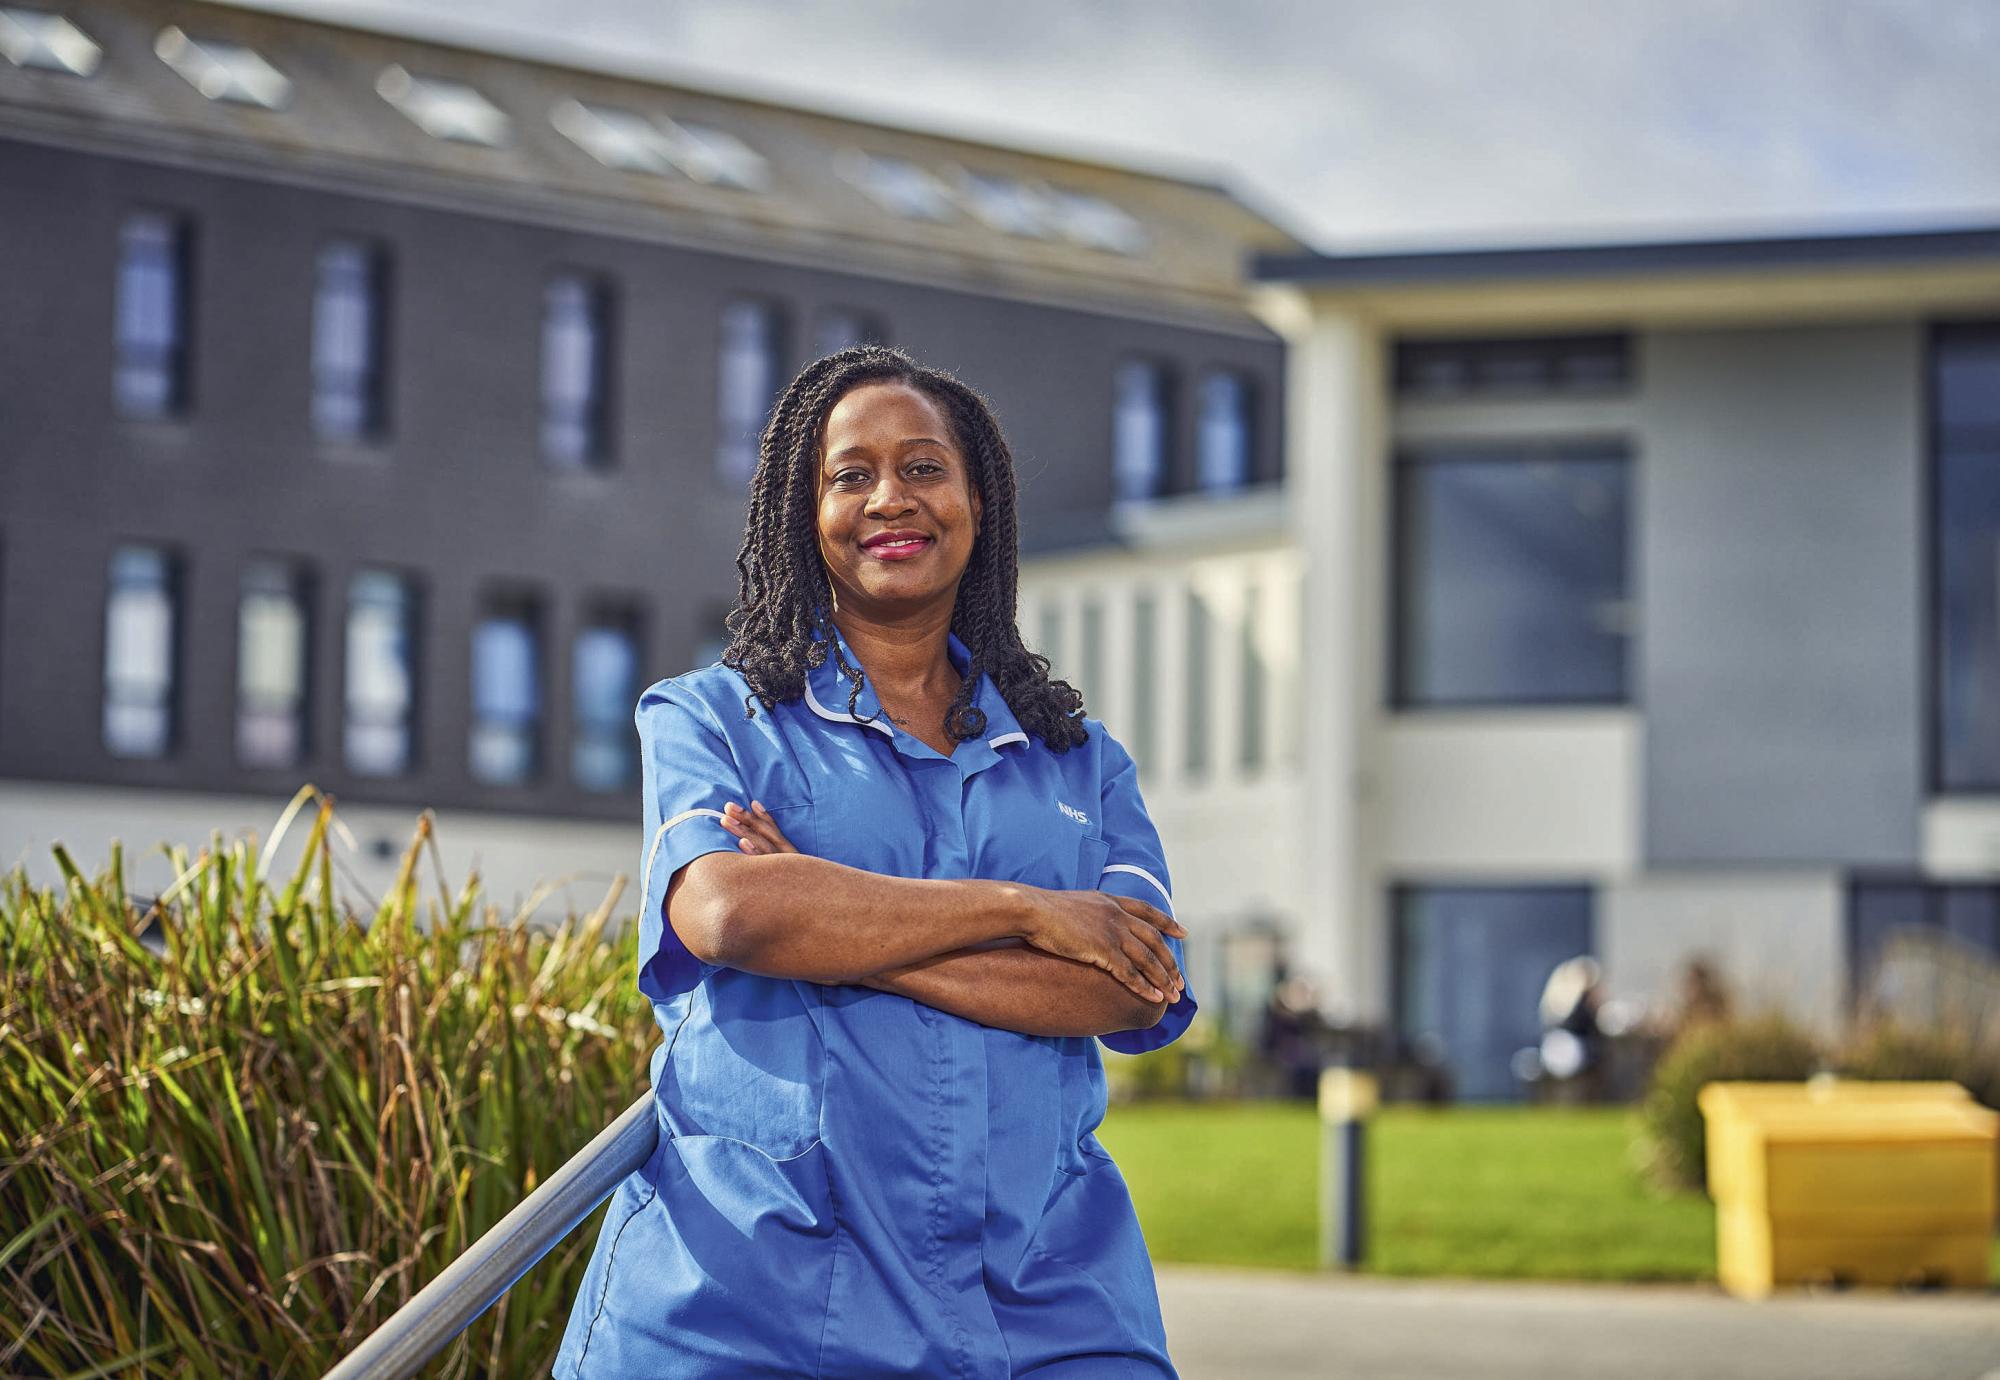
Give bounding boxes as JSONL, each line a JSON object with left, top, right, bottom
{"left": 1318, "top": 1064, "right": 1377, "bottom": 1271}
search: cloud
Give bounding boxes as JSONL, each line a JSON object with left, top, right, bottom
{"left": 220, "top": 0, "right": 2000, "bottom": 248}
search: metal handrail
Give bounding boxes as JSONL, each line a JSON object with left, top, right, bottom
{"left": 322, "top": 1091, "right": 659, "bottom": 1380}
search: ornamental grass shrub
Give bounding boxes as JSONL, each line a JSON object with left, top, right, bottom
{"left": 1636, "top": 1012, "right": 1824, "bottom": 1193}
{"left": 0, "top": 789, "right": 654, "bottom": 1378}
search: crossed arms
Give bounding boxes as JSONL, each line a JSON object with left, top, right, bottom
{"left": 664, "top": 800, "right": 1186, "bottom": 1041}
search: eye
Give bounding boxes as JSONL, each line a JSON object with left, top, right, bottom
{"left": 909, "top": 459, "right": 945, "bottom": 476}
{"left": 832, "top": 468, "right": 869, "bottom": 486}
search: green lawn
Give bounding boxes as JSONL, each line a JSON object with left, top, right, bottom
{"left": 1094, "top": 1101, "right": 1996, "bottom": 1282}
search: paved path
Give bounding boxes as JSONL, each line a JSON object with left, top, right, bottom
{"left": 1156, "top": 1266, "right": 2000, "bottom": 1380}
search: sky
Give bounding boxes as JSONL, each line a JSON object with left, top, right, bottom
{"left": 219, "top": 0, "right": 2000, "bottom": 251}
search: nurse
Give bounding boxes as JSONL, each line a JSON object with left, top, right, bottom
{"left": 555, "top": 345, "right": 1198, "bottom": 1379}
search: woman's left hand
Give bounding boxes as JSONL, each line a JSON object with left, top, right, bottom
{"left": 718, "top": 800, "right": 800, "bottom": 855}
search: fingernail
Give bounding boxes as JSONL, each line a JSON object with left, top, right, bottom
{"left": 1150, "top": 986, "right": 1165, "bottom": 1000}
{"left": 753, "top": 800, "right": 769, "bottom": 817}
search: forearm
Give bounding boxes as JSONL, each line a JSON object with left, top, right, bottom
{"left": 679, "top": 851, "right": 1038, "bottom": 983}
{"left": 857, "top": 940, "right": 1167, "bottom": 1039}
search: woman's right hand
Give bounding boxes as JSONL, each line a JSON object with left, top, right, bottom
{"left": 1021, "top": 888, "right": 1188, "bottom": 1005}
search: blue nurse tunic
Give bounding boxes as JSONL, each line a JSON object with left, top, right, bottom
{"left": 553, "top": 622, "right": 1196, "bottom": 1379}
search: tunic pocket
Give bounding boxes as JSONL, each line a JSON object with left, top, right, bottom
{"left": 658, "top": 965, "right": 826, "bottom": 1159}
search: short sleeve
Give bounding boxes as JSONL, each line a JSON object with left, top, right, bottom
{"left": 1092, "top": 729, "right": 1198, "bottom": 1055}
{"left": 635, "top": 683, "right": 747, "bottom": 1004}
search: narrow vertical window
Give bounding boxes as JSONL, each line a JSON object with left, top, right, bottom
{"left": 345, "top": 570, "right": 417, "bottom": 776}
{"left": 312, "top": 241, "right": 387, "bottom": 442}
{"left": 238, "top": 558, "right": 311, "bottom": 769}
{"left": 543, "top": 275, "right": 612, "bottom": 467}
{"left": 1934, "top": 323, "right": 2000, "bottom": 788}
{"left": 115, "top": 212, "right": 190, "bottom": 419}
{"left": 718, "top": 298, "right": 781, "bottom": 483}
{"left": 1037, "top": 602, "right": 1064, "bottom": 677}
{"left": 1130, "top": 590, "right": 1157, "bottom": 773}
{"left": 1239, "top": 582, "right": 1265, "bottom": 772}
{"left": 1184, "top": 588, "right": 1210, "bottom": 778}
{"left": 103, "top": 544, "right": 178, "bottom": 757}
{"left": 1196, "top": 368, "right": 1252, "bottom": 492}
{"left": 1112, "top": 358, "right": 1168, "bottom": 502}
{"left": 1079, "top": 596, "right": 1105, "bottom": 713}
{"left": 470, "top": 591, "right": 542, "bottom": 785}
{"left": 573, "top": 607, "right": 640, "bottom": 792}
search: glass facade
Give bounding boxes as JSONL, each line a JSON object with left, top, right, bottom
{"left": 102, "top": 545, "right": 177, "bottom": 757}
{"left": 1393, "top": 444, "right": 1631, "bottom": 706}
{"left": 114, "top": 212, "right": 188, "bottom": 419}
{"left": 1934, "top": 322, "right": 2000, "bottom": 790}
{"left": 1394, "top": 885, "right": 1594, "bottom": 1102}
{"left": 344, "top": 570, "right": 417, "bottom": 776}
{"left": 237, "top": 558, "right": 311, "bottom": 769}
{"left": 312, "top": 241, "right": 386, "bottom": 442}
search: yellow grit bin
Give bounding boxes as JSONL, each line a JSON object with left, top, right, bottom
{"left": 1697, "top": 1079, "right": 1998, "bottom": 1299}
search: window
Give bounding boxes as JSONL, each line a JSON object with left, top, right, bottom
{"left": 1046, "top": 187, "right": 1148, "bottom": 255}
{"left": 814, "top": 308, "right": 884, "bottom": 358}
{"left": 1079, "top": 596, "right": 1105, "bottom": 713}
{"left": 1848, "top": 879, "right": 2000, "bottom": 1004}
{"left": 0, "top": 8, "right": 100, "bottom": 74}
{"left": 1112, "top": 359, "right": 1170, "bottom": 502}
{"left": 661, "top": 118, "right": 768, "bottom": 189}
{"left": 551, "top": 98, "right": 675, "bottom": 174}
{"left": 573, "top": 607, "right": 640, "bottom": 792}
{"left": 115, "top": 212, "right": 190, "bottom": 420}
{"left": 312, "top": 241, "right": 387, "bottom": 443}
{"left": 957, "top": 171, "right": 1052, "bottom": 238}
{"left": 1392, "top": 443, "right": 1631, "bottom": 706}
{"left": 344, "top": 570, "right": 417, "bottom": 776}
{"left": 1394, "top": 884, "right": 1594, "bottom": 1102}
{"left": 542, "top": 275, "right": 612, "bottom": 468}
{"left": 1393, "top": 334, "right": 1630, "bottom": 400}
{"left": 1130, "top": 590, "right": 1157, "bottom": 773}
{"left": 237, "top": 558, "right": 311, "bottom": 769}
{"left": 102, "top": 544, "right": 178, "bottom": 758}
{"left": 1239, "top": 583, "right": 1265, "bottom": 771}
{"left": 376, "top": 65, "right": 508, "bottom": 145}
{"left": 839, "top": 150, "right": 955, "bottom": 222}
{"left": 470, "top": 592, "right": 542, "bottom": 786}
{"left": 154, "top": 26, "right": 288, "bottom": 108}
{"left": 1196, "top": 368, "right": 1252, "bottom": 492}
{"left": 1184, "top": 589, "right": 1210, "bottom": 778}
{"left": 717, "top": 298, "right": 782, "bottom": 483}
{"left": 1933, "top": 323, "right": 2000, "bottom": 790}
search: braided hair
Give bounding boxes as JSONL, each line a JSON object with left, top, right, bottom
{"left": 721, "top": 344, "right": 1088, "bottom": 753}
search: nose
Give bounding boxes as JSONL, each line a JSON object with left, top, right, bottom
{"left": 864, "top": 469, "right": 916, "bottom": 519}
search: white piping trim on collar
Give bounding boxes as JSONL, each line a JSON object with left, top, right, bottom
{"left": 645, "top": 807, "right": 728, "bottom": 884}
{"left": 1101, "top": 862, "right": 1173, "bottom": 916}
{"left": 988, "top": 731, "right": 1029, "bottom": 749}
{"left": 803, "top": 678, "right": 896, "bottom": 738}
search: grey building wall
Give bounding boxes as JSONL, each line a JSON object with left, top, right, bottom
{"left": 1639, "top": 324, "right": 1924, "bottom": 866}
{"left": 0, "top": 136, "right": 1283, "bottom": 822}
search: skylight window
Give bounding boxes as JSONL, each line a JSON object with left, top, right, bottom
{"left": 0, "top": 7, "right": 100, "bottom": 75}
{"left": 957, "top": 170, "right": 1056, "bottom": 238}
{"left": 837, "top": 149, "right": 955, "bottom": 223}
{"left": 377, "top": 65, "right": 509, "bottom": 146}
{"left": 660, "top": 118, "right": 768, "bottom": 190}
{"left": 1047, "top": 187, "right": 1150, "bottom": 255}
{"left": 155, "top": 27, "right": 289, "bottom": 109}
{"left": 551, "top": 98, "right": 673, "bottom": 174}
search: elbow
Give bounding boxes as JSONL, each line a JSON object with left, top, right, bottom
{"left": 1117, "top": 993, "right": 1169, "bottom": 1036}
{"left": 667, "top": 860, "right": 756, "bottom": 968}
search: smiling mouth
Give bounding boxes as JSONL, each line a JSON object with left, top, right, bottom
{"left": 862, "top": 535, "right": 934, "bottom": 558}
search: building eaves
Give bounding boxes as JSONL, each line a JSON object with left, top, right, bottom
{"left": 1254, "top": 224, "right": 2000, "bottom": 286}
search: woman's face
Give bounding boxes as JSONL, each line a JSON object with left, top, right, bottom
{"left": 815, "top": 380, "right": 983, "bottom": 619}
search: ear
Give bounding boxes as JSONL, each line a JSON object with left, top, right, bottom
{"left": 970, "top": 481, "right": 984, "bottom": 529}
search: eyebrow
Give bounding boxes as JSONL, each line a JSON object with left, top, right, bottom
{"left": 826, "top": 438, "right": 951, "bottom": 463}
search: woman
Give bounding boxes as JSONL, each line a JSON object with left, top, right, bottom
{"left": 554, "top": 345, "right": 1197, "bottom": 1378}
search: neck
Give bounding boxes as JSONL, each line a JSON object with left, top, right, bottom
{"left": 828, "top": 599, "right": 960, "bottom": 701}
